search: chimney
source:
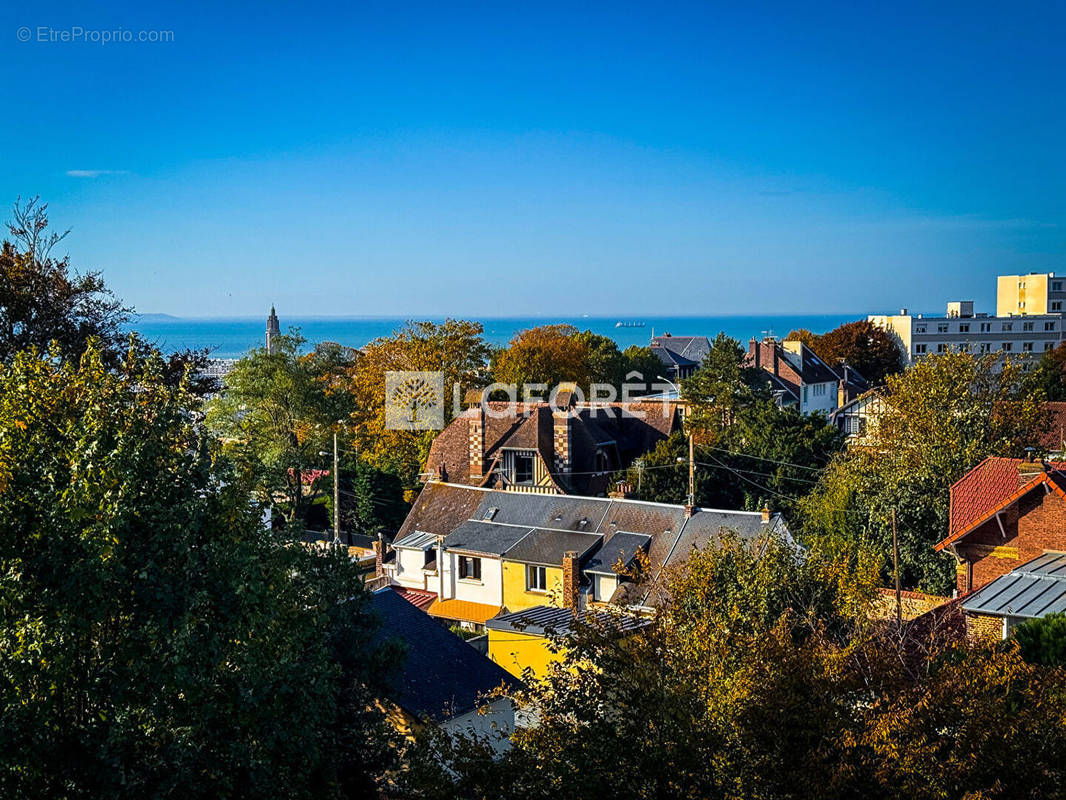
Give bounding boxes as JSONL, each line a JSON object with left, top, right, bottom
{"left": 562, "top": 550, "right": 579, "bottom": 611}
{"left": 749, "top": 337, "right": 760, "bottom": 368}
{"left": 684, "top": 503, "right": 695, "bottom": 518}
{"left": 468, "top": 405, "right": 485, "bottom": 480}
{"left": 553, "top": 408, "right": 572, "bottom": 474}
{"left": 372, "top": 534, "right": 385, "bottom": 578}
{"left": 761, "top": 506, "right": 771, "bottom": 523}
{"left": 1018, "top": 450, "right": 1045, "bottom": 487}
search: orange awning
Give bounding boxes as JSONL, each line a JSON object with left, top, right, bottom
{"left": 427, "top": 598, "right": 502, "bottom": 625}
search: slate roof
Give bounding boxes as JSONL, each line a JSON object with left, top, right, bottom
{"left": 649, "top": 334, "right": 712, "bottom": 363}
{"left": 486, "top": 604, "right": 653, "bottom": 637}
{"left": 395, "top": 481, "right": 488, "bottom": 541}
{"left": 502, "top": 529, "right": 603, "bottom": 566}
{"left": 584, "top": 532, "right": 652, "bottom": 575}
{"left": 650, "top": 346, "right": 700, "bottom": 369}
{"left": 400, "top": 483, "right": 792, "bottom": 605}
{"left": 371, "top": 588, "right": 519, "bottom": 721}
{"left": 961, "top": 552, "right": 1066, "bottom": 619}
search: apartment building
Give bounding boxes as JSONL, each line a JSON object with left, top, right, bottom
{"left": 996, "top": 272, "right": 1066, "bottom": 317}
{"left": 869, "top": 300, "right": 1062, "bottom": 365}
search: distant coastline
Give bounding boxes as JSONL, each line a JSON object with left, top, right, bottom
{"left": 127, "top": 313, "right": 868, "bottom": 360}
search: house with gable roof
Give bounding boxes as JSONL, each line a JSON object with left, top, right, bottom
{"left": 650, "top": 333, "right": 712, "bottom": 380}
{"left": 745, "top": 335, "right": 868, "bottom": 415}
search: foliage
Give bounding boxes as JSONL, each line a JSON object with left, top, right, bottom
{"left": 681, "top": 333, "right": 769, "bottom": 442}
{"left": 0, "top": 343, "right": 397, "bottom": 798}
{"left": 1024, "top": 340, "right": 1066, "bottom": 401}
{"left": 206, "top": 331, "right": 355, "bottom": 522}
{"left": 344, "top": 319, "right": 490, "bottom": 490}
{"left": 324, "top": 453, "right": 408, "bottom": 540}
{"left": 0, "top": 196, "right": 127, "bottom": 366}
{"left": 491, "top": 324, "right": 590, "bottom": 392}
{"left": 405, "top": 537, "right": 1066, "bottom": 800}
{"left": 801, "top": 352, "right": 1047, "bottom": 593}
{"left": 787, "top": 320, "right": 904, "bottom": 385}
{"left": 1013, "top": 612, "right": 1066, "bottom": 667}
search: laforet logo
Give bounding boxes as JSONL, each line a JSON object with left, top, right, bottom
{"left": 385, "top": 371, "right": 445, "bottom": 430}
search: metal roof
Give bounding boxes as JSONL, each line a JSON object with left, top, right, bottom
{"left": 392, "top": 531, "right": 438, "bottom": 550}
{"left": 961, "top": 552, "right": 1066, "bottom": 619}
{"left": 486, "top": 604, "right": 652, "bottom": 637}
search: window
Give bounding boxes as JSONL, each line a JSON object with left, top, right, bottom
{"left": 1019, "top": 281, "right": 1027, "bottom": 288}
{"left": 1054, "top": 281, "right": 1063, "bottom": 291}
{"left": 424, "top": 548, "right": 436, "bottom": 567}
{"left": 959, "top": 323, "right": 970, "bottom": 332}
{"left": 527, "top": 565, "right": 547, "bottom": 592}
{"left": 458, "top": 556, "right": 482, "bottom": 581}
{"left": 803, "top": 385, "right": 808, "bottom": 402}
{"left": 915, "top": 325, "right": 927, "bottom": 333}
{"left": 1046, "top": 342, "right": 1056, "bottom": 351}
{"left": 1046, "top": 321, "right": 1057, "bottom": 331}
{"left": 937, "top": 343, "right": 947, "bottom": 353}
{"left": 914, "top": 344, "right": 927, "bottom": 354}
{"left": 1002, "top": 343, "right": 1012, "bottom": 352}
{"left": 513, "top": 452, "right": 535, "bottom": 485}
{"left": 1002, "top": 322, "right": 1013, "bottom": 331}
{"left": 1023, "top": 321, "right": 1034, "bottom": 331}
{"left": 812, "top": 383, "right": 826, "bottom": 396}
{"left": 1054, "top": 301, "right": 1063, "bottom": 311}
{"left": 1024, "top": 342, "right": 1034, "bottom": 352}
{"left": 844, "top": 416, "right": 867, "bottom": 436}
{"left": 980, "top": 322, "right": 992, "bottom": 332}
{"left": 937, "top": 323, "right": 949, "bottom": 333}
{"left": 980, "top": 342, "right": 992, "bottom": 353}
{"left": 958, "top": 343, "right": 971, "bottom": 352}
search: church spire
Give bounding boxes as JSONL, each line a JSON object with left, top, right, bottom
{"left": 266, "top": 305, "right": 280, "bottom": 354}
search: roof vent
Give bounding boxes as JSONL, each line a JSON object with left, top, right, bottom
{"left": 578, "top": 518, "right": 588, "bottom": 528}
{"left": 484, "top": 507, "right": 498, "bottom": 521}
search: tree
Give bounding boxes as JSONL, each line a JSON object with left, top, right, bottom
{"left": 491, "top": 324, "right": 590, "bottom": 392}
{"left": 621, "top": 344, "right": 665, "bottom": 391}
{"left": 206, "top": 331, "right": 355, "bottom": 523}
{"left": 801, "top": 352, "right": 1047, "bottom": 593}
{"left": 1024, "top": 341, "right": 1066, "bottom": 401}
{"left": 0, "top": 343, "right": 397, "bottom": 798}
{"left": 345, "top": 319, "right": 489, "bottom": 490}
{"left": 0, "top": 196, "right": 127, "bottom": 365}
{"left": 787, "top": 320, "right": 903, "bottom": 386}
{"left": 681, "top": 333, "right": 768, "bottom": 442}
{"left": 326, "top": 454, "right": 408, "bottom": 541}
{"left": 1013, "top": 612, "right": 1066, "bottom": 667}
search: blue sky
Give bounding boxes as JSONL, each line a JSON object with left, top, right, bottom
{"left": 1, "top": 0, "right": 1063, "bottom": 317}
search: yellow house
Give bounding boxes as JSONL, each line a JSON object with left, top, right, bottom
{"left": 997, "top": 272, "right": 1066, "bottom": 317}
{"left": 486, "top": 605, "right": 652, "bottom": 679}
{"left": 499, "top": 529, "right": 601, "bottom": 612}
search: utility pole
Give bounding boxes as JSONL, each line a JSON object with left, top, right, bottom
{"left": 333, "top": 430, "right": 342, "bottom": 546}
{"left": 688, "top": 428, "right": 695, "bottom": 509}
{"left": 892, "top": 508, "right": 901, "bottom": 629}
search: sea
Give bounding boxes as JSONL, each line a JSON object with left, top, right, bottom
{"left": 128, "top": 314, "right": 863, "bottom": 360}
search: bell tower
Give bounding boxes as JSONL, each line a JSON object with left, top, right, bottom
{"left": 266, "top": 305, "right": 280, "bottom": 353}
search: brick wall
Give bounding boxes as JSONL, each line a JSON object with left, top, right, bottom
{"left": 965, "top": 612, "right": 1004, "bottom": 640}
{"left": 955, "top": 486, "right": 1066, "bottom": 592}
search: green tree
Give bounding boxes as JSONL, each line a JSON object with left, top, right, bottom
{"left": 1024, "top": 341, "right": 1066, "bottom": 401}
{"left": 681, "top": 333, "right": 768, "bottom": 442}
{"left": 206, "top": 331, "right": 356, "bottom": 523}
{"left": 801, "top": 352, "right": 1046, "bottom": 593}
{"left": 0, "top": 343, "right": 396, "bottom": 798}
{"left": 1013, "top": 612, "right": 1066, "bottom": 667}
{"left": 0, "top": 196, "right": 127, "bottom": 365}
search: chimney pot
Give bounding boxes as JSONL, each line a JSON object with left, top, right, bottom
{"left": 761, "top": 506, "right": 771, "bottom": 523}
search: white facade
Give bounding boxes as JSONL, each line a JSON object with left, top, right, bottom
{"left": 440, "top": 551, "right": 504, "bottom": 608}
{"left": 799, "top": 379, "right": 837, "bottom": 415}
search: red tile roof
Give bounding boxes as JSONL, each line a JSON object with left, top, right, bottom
{"left": 390, "top": 587, "right": 437, "bottom": 612}
{"left": 938, "top": 456, "right": 1066, "bottom": 551}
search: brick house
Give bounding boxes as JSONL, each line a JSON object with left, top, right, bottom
{"left": 745, "top": 336, "right": 868, "bottom": 416}
{"left": 935, "top": 456, "right": 1066, "bottom": 636}
{"left": 423, "top": 394, "right": 679, "bottom": 496}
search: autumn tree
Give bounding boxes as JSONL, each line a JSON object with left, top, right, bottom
{"left": 680, "top": 333, "right": 769, "bottom": 442}
{"left": 491, "top": 324, "right": 590, "bottom": 392}
{"left": 0, "top": 343, "right": 397, "bottom": 798}
{"left": 787, "top": 320, "right": 903, "bottom": 385}
{"left": 0, "top": 196, "right": 127, "bottom": 365}
{"left": 801, "top": 352, "right": 1047, "bottom": 593}
{"left": 345, "top": 319, "right": 490, "bottom": 490}
{"left": 206, "top": 331, "right": 356, "bottom": 522}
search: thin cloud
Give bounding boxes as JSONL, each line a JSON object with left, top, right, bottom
{"left": 65, "top": 169, "right": 130, "bottom": 178}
